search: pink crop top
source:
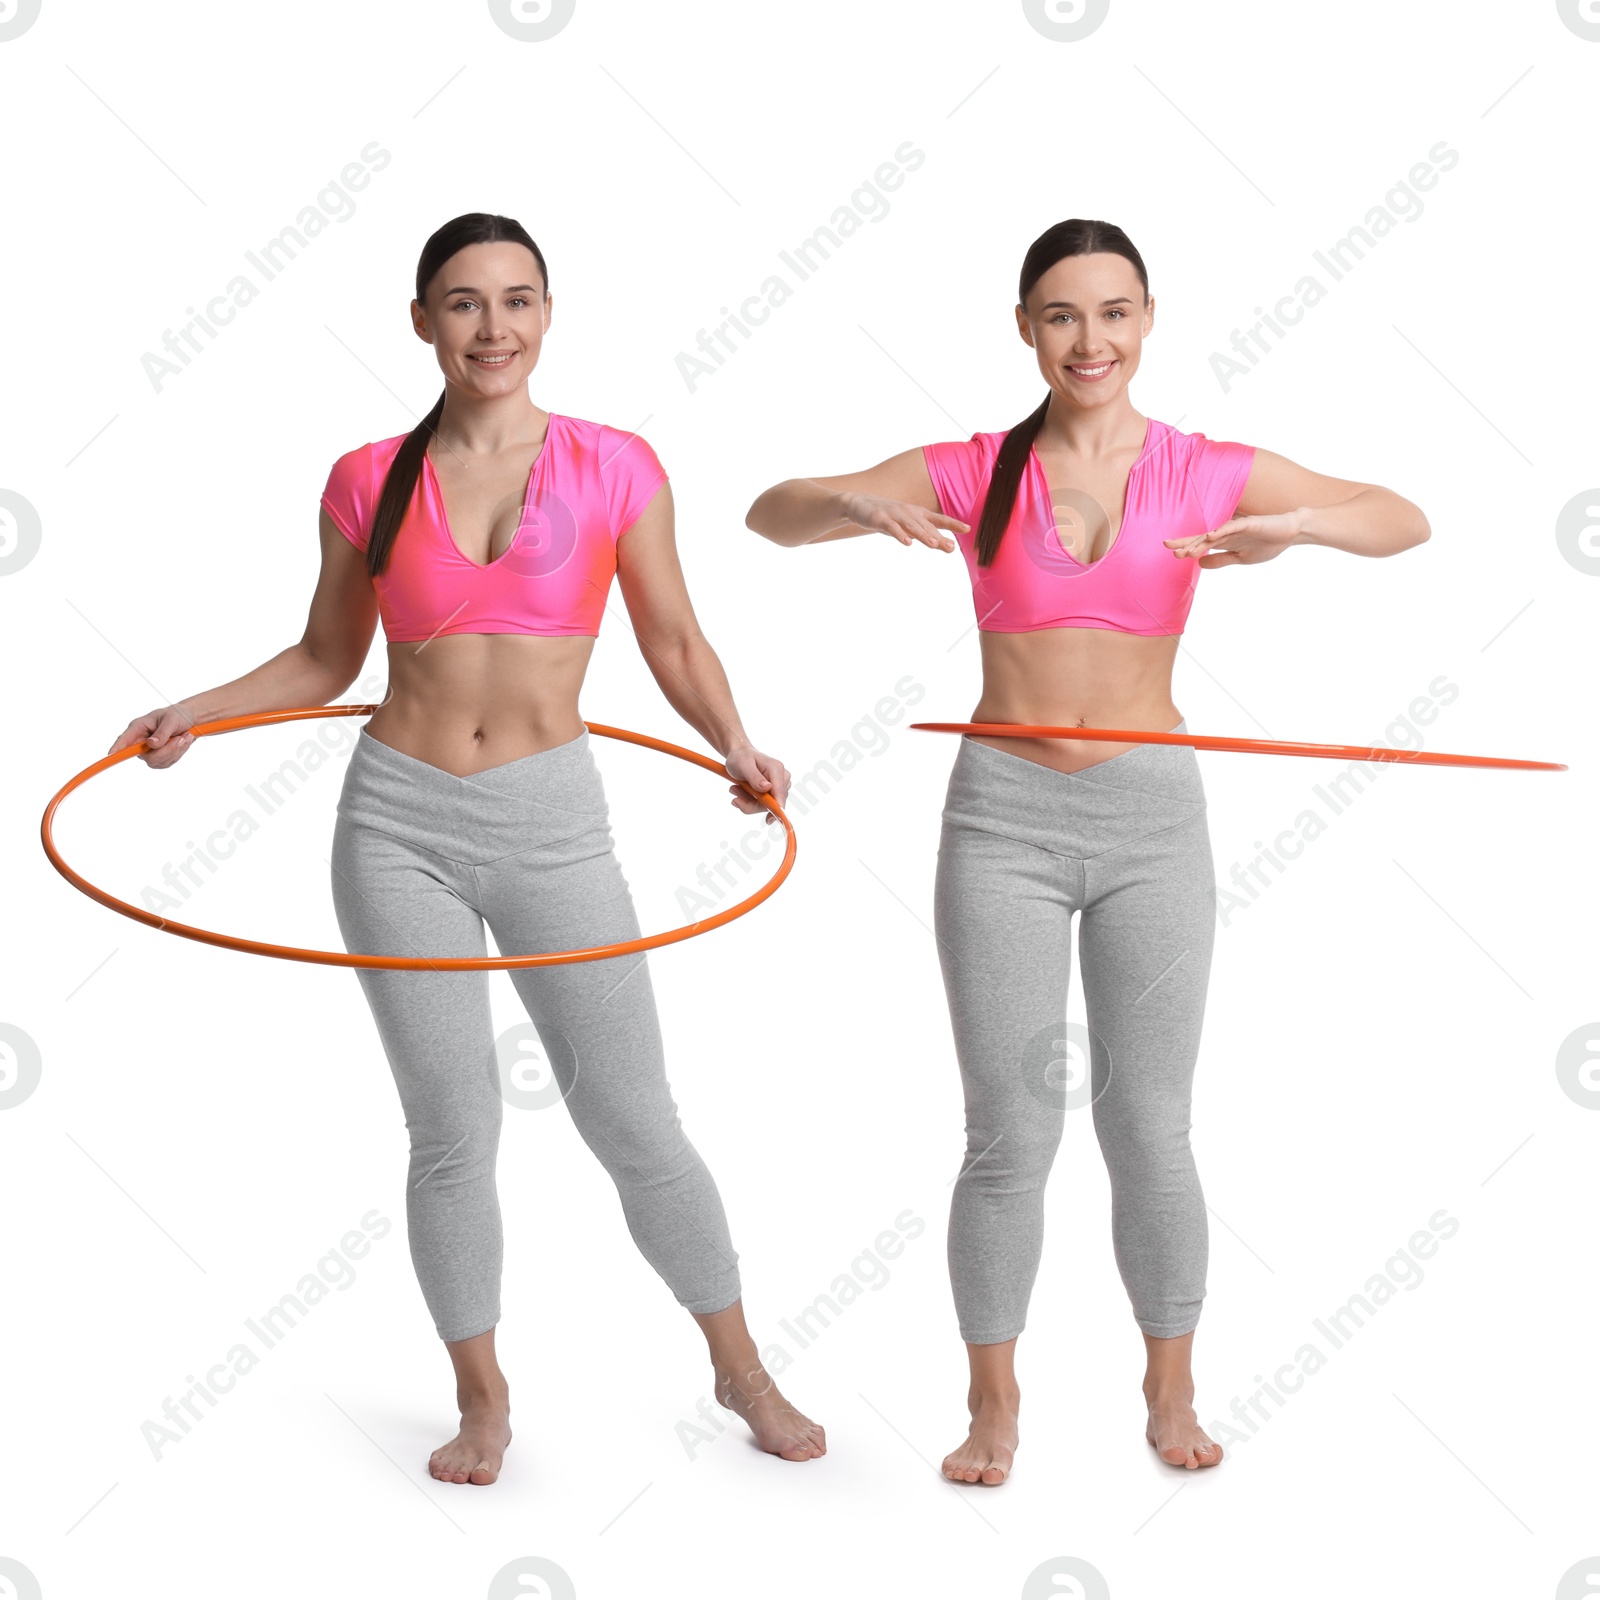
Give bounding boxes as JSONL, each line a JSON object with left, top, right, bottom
{"left": 922, "top": 418, "right": 1256, "bottom": 636}
{"left": 320, "top": 413, "right": 668, "bottom": 642}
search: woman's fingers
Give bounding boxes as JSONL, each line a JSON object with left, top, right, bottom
{"left": 728, "top": 785, "right": 776, "bottom": 819}
{"left": 1166, "top": 530, "right": 1233, "bottom": 560}
{"left": 143, "top": 730, "right": 195, "bottom": 768}
{"left": 874, "top": 503, "right": 962, "bottom": 552}
{"left": 141, "top": 708, "right": 199, "bottom": 766}
{"left": 890, "top": 518, "right": 953, "bottom": 552}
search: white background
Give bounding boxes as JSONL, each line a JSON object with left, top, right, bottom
{"left": 2, "top": 2, "right": 1596, "bottom": 1597}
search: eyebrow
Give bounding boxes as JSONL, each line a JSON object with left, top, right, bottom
{"left": 441, "top": 284, "right": 541, "bottom": 296}
{"left": 1037, "top": 296, "right": 1138, "bottom": 310}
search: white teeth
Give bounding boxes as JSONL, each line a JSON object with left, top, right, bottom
{"left": 1071, "top": 362, "right": 1112, "bottom": 375}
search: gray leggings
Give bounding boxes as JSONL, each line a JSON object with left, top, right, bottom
{"left": 934, "top": 725, "right": 1215, "bottom": 1343}
{"left": 330, "top": 727, "right": 742, "bottom": 1343}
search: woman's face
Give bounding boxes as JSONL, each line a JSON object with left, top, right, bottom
{"left": 1016, "top": 251, "right": 1154, "bottom": 411}
{"left": 411, "top": 240, "right": 550, "bottom": 398}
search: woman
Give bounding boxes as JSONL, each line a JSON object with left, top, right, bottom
{"left": 746, "top": 218, "right": 1428, "bottom": 1483}
{"left": 110, "top": 212, "right": 826, "bottom": 1486}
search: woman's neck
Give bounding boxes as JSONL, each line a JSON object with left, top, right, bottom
{"left": 432, "top": 387, "right": 548, "bottom": 456}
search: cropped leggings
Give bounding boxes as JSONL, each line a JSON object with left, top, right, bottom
{"left": 329, "top": 727, "right": 742, "bottom": 1344}
{"left": 934, "top": 725, "right": 1215, "bottom": 1343}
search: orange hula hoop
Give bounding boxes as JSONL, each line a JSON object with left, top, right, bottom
{"left": 40, "top": 705, "right": 798, "bottom": 971}
{"left": 909, "top": 723, "right": 1566, "bottom": 772}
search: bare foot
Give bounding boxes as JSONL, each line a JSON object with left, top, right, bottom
{"left": 429, "top": 1388, "right": 512, "bottom": 1485}
{"left": 714, "top": 1365, "right": 826, "bottom": 1462}
{"left": 942, "top": 1387, "right": 1019, "bottom": 1485}
{"left": 1144, "top": 1385, "right": 1222, "bottom": 1470}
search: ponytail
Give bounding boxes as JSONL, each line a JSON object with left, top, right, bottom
{"left": 367, "top": 391, "right": 444, "bottom": 578}
{"left": 973, "top": 392, "right": 1050, "bottom": 568}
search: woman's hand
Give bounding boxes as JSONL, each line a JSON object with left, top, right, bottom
{"left": 724, "top": 743, "right": 792, "bottom": 825}
{"left": 1165, "top": 512, "right": 1302, "bottom": 567}
{"left": 109, "top": 705, "right": 198, "bottom": 769}
{"left": 835, "top": 491, "right": 967, "bottom": 553}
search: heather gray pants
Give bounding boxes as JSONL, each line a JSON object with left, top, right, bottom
{"left": 330, "top": 727, "right": 741, "bottom": 1343}
{"left": 934, "top": 725, "right": 1215, "bottom": 1343}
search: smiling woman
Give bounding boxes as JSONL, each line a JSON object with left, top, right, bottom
{"left": 107, "top": 211, "right": 824, "bottom": 1490}
{"left": 745, "top": 214, "right": 1432, "bottom": 1488}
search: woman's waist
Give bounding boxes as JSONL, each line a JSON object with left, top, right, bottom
{"left": 966, "top": 681, "right": 1183, "bottom": 777}
{"left": 364, "top": 659, "right": 589, "bottom": 777}
{"left": 337, "top": 723, "right": 612, "bottom": 865}
{"left": 361, "top": 709, "right": 591, "bottom": 779}
{"left": 942, "top": 711, "right": 1206, "bottom": 850}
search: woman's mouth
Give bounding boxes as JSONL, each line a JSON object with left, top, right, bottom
{"left": 468, "top": 350, "right": 516, "bottom": 367}
{"left": 1066, "top": 359, "right": 1117, "bottom": 382}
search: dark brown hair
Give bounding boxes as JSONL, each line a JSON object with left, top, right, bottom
{"left": 364, "top": 213, "right": 550, "bottom": 577}
{"left": 972, "top": 220, "right": 1150, "bottom": 567}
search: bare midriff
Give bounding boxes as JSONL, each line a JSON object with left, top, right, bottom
{"left": 969, "top": 627, "right": 1182, "bottom": 775}
{"left": 364, "top": 632, "right": 595, "bottom": 778}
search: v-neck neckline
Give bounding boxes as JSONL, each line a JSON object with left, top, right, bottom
{"left": 1026, "top": 416, "right": 1156, "bottom": 569}
{"left": 424, "top": 413, "right": 559, "bottom": 571}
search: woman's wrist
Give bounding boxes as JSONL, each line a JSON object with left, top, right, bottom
{"left": 818, "top": 489, "right": 862, "bottom": 539}
{"left": 170, "top": 696, "right": 214, "bottom": 729}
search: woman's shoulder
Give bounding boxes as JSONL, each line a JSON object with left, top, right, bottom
{"left": 326, "top": 434, "right": 409, "bottom": 475}
{"left": 366, "top": 433, "right": 411, "bottom": 465}
{"left": 930, "top": 427, "right": 1006, "bottom": 453}
{"left": 1153, "top": 416, "right": 1251, "bottom": 458}
{"left": 921, "top": 429, "right": 1005, "bottom": 477}
{"left": 559, "top": 418, "right": 669, "bottom": 503}
{"left": 1145, "top": 418, "right": 1256, "bottom": 523}
{"left": 560, "top": 414, "right": 662, "bottom": 462}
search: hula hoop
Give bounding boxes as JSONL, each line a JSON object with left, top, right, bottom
{"left": 909, "top": 723, "right": 1566, "bottom": 772}
{"left": 40, "top": 705, "right": 797, "bottom": 971}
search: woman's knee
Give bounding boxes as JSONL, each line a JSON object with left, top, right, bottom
{"left": 406, "top": 1111, "right": 500, "bottom": 1182}
{"left": 960, "top": 1115, "right": 1062, "bottom": 1193}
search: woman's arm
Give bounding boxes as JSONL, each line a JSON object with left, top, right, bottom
{"left": 614, "top": 484, "right": 791, "bottom": 819}
{"left": 109, "top": 511, "right": 381, "bottom": 767}
{"left": 1166, "top": 448, "right": 1431, "bottom": 567}
{"left": 745, "top": 446, "right": 966, "bottom": 551}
